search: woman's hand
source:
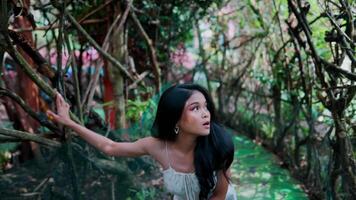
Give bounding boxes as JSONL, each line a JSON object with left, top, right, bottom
{"left": 46, "top": 92, "right": 73, "bottom": 126}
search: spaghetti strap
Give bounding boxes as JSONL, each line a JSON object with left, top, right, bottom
{"left": 165, "top": 141, "right": 172, "bottom": 168}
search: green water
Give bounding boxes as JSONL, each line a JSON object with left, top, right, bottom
{"left": 231, "top": 135, "right": 308, "bottom": 200}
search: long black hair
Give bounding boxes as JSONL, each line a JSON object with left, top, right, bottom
{"left": 151, "top": 83, "right": 234, "bottom": 199}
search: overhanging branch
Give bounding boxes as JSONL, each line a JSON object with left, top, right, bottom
{"left": 0, "top": 88, "right": 61, "bottom": 134}
{"left": 0, "top": 128, "right": 61, "bottom": 147}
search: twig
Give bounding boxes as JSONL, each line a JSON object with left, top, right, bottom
{"left": 56, "top": 2, "right": 65, "bottom": 94}
{"left": 9, "top": 19, "right": 108, "bottom": 32}
{"left": 65, "top": 11, "right": 135, "bottom": 82}
{"left": 83, "top": 1, "right": 133, "bottom": 109}
{"left": 130, "top": 9, "right": 161, "bottom": 92}
{"left": 77, "top": 0, "right": 113, "bottom": 24}
{"left": 33, "top": 176, "right": 51, "bottom": 192}
{"left": 102, "top": 0, "right": 132, "bottom": 52}
{"left": 127, "top": 70, "right": 150, "bottom": 90}
{"left": 81, "top": 59, "right": 101, "bottom": 108}
{"left": 101, "top": 12, "right": 122, "bottom": 51}
{"left": 64, "top": 33, "right": 83, "bottom": 123}
{"left": 19, "top": 192, "right": 40, "bottom": 197}
{"left": 322, "top": 58, "right": 356, "bottom": 81}
{"left": 321, "top": 85, "right": 356, "bottom": 90}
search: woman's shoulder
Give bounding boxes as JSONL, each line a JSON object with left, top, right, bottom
{"left": 139, "top": 136, "right": 167, "bottom": 165}
{"left": 139, "top": 136, "right": 164, "bottom": 152}
{"left": 139, "top": 136, "right": 161, "bottom": 144}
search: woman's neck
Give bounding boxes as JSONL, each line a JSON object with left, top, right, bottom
{"left": 172, "top": 131, "right": 197, "bottom": 154}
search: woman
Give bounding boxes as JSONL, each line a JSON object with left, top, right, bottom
{"left": 47, "top": 83, "right": 237, "bottom": 200}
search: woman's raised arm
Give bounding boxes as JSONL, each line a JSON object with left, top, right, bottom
{"left": 46, "top": 92, "right": 152, "bottom": 157}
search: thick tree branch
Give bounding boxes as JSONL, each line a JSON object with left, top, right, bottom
{"left": 90, "top": 157, "right": 130, "bottom": 175}
{"left": 0, "top": 128, "right": 61, "bottom": 147}
{"left": 0, "top": 128, "right": 129, "bottom": 174}
{"left": 324, "top": 10, "right": 354, "bottom": 45}
{"left": 0, "top": 88, "right": 61, "bottom": 134}
{"left": 8, "top": 29, "right": 56, "bottom": 79}
{"left": 288, "top": 0, "right": 336, "bottom": 102}
{"left": 4, "top": 37, "right": 55, "bottom": 95}
{"left": 322, "top": 59, "right": 356, "bottom": 81}
{"left": 0, "top": 35, "right": 80, "bottom": 125}
{"left": 0, "top": 135, "right": 21, "bottom": 142}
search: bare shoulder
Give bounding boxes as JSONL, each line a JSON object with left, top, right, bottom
{"left": 138, "top": 137, "right": 166, "bottom": 163}
{"left": 138, "top": 136, "right": 164, "bottom": 153}
{"left": 138, "top": 136, "right": 160, "bottom": 145}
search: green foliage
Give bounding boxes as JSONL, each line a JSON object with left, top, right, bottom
{"left": 126, "top": 83, "right": 176, "bottom": 139}
{"left": 261, "top": 122, "right": 276, "bottom": 139}
{"left": 0, "top": 121, "right": 18, "bottom": 171}
{"left": 126, "top": 99, "right": 150, "bottom": 122}
{"left": 129, "top": 0, "right": 223, "bottom": 64}
{"left": 125, "top": 95, "right": 159, "bottom": 139}
{"left": 252, "top": 69, "right": 274, "bottom": 85}
{"left": 0, "top": 143, "right": 18, "bottom": 172}
{"left": 236, "top": 103, "right": 255, "bottom": 126}
{"left": 127, "top": 187, "right": 158, "bottom": 200}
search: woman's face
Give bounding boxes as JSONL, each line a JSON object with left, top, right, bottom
{"left": 177, "top": 91, "right": 211, "bottom": 136}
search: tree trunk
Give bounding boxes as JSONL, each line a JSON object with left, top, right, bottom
{"left": 103, "top": 2, "right": 127, "bottom": 130}
{"left": 333, "top": 116, "right": 356, "bottom": 199}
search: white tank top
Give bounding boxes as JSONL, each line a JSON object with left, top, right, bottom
{"left": 163, "top": 142, "right": 200, "bottom": 199}
{"left": 162, "top": 141, "right": 238, "bottom": 200}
